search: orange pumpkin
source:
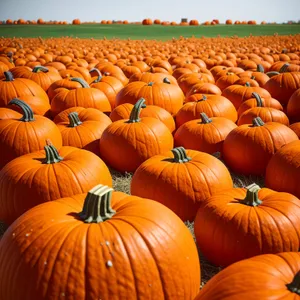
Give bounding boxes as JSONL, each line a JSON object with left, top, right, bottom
{"left": 100, "top": 99, "right": 174, "bottom": 172}
{"left": 131, "top": 147, "right": 233, "bottom": 221}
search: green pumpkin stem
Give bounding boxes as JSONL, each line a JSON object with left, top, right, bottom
{"left": 79, "top": 184, "right": 116, "bottom": 223}
{"left": 257, "top": 64, "right": 265, "bottom": 73}
{"left": 252, "top": 117, "right": 265, "bottom": 127}
{"left": 4, "top": 71, "right": 14, "bottom": 81}
{"left": 43, "top": 145, "right": 63, "bottom": 164}
{"left": 245, "top": 82, "right": 251, "bottom": 87}
{"left": 32, "top": 66, "right": 49, "bottom": 73}
{"left": 240, "top": 183, "right": 262, "bottom": 207}
{"left": 200, "top": 112, "right": 212, "bottom": 124}
{"left": 148, "top": 82, "right": 154, "bottom": 86}
{"left": 9, "top": 98, "right": 35, "bottom": 122}
{"left": 127, "top": 98, "right": 146, "bottom": 123}
{"left": 171, "top": 147, "right": 192, "bottom": 163}
{"left": 286, "top": 271, "right": 300, "bottom": 295}
{"left": 279, "top": 63, "right": 289, "bottom": 73}
{"left": 251, "top": 93, "right": 263, "bottom": 107}
{"left": 163, "top": 77, "right": 171, "bottom": 84}
{"left": 89, "top": 68, "right": 102, "bottom": 83}
{"left": 68, "top": 112, "right": 82, "bottom": 127}
{"left": 70, "top": 77, "right": 89, "bottom": 88}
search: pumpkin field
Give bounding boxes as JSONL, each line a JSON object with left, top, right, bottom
{"left": 0, "top": 16, "right": 300, "bottom": 299}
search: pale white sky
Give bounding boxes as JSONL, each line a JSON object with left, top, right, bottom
{"left": 0, "top": 0, "right": 299, "bottom": 23}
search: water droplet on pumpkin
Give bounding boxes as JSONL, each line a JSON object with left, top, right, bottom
{"left": 105, "top": 241, "right": 110, "bottom": 246}
{"left": 106, "top": 260, "right": 113, "bottom": 268}
{"left": 25, "top": 233, "right": 30, "bottom": 237}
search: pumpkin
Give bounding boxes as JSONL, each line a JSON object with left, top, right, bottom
{"left": 115, "top": 79, "right": 184, "bottom": 116}
{"left": 89, "top": 68, "right": 124, "bottom": 109}
{"left": 263, "top": 70, "right": 300, "bottom": 106}
{"left": 216, "top": 72, "right": 240, "bottom": 91}
{"left": 131, "top": 147, "right": 233, "bottom": 221}
{"left": 265, "top": 140, "right": 300, "bottom": 199}
{"left": 177, "top": 73, "right": 211, "bottom": 95}
{"left": 176, "top": 94, "right": 237, "bottom": 128}
{"left": 110, "top": 102, "right": 175, "bottom": 133}
{"left": 195, "top": 252, "right": 300, "bottom": 300}
{"left": 94, "top": 62, "right": 129, "bottom": 85}
{"left": 99, "top": 99, "right": 174, "bottom": 173}
{"left": 56, "top": 110, "right": 112, "bottom": 155}
{"left": 287, "top": 88, "right": 300, "bottom": 123}
{"left": 0, "top": 71, "right": 50, "bottom": 115}
{"left": 185, "top": 82, "right": 222, "bottom": 97}
{"left": 222, "top": 117, "right": 298, "bottom": 175}
{"left": 290, "top": 122, "right": 300, "bottom": 138}
{"left": 222, "top": 82, "right": 272, "bottom": 109}
{"left": 174, "top": 113, "right": 237, "bottom": 154}
{"left": 238, "top": 104, "right": 289, "bottom": 126}
{"left": 0, "top": 144, "right": 112, "bottom": 224}
{"left": 47, "top": 77, "right": 86, "bottom": 101}
{"left": 0, "top": 99, "right": 62, "bottom": 169}
{"left": 0, "top": 184, "right": 200, "bottom": 299}
{"left": 50, "top": 78, "right": 111, "bottom": 117}
{"left": 10, "top": 65, "right": 62, "bottom": 91}
{"left": 194, "top": 183, "right": 300, "bottom": 267}
{"left": 237, "top": 92, "right": 283, "bottom": 116}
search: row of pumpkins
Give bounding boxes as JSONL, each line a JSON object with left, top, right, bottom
{"left": 0, "top": 35, "right": 300, "bottom": 299}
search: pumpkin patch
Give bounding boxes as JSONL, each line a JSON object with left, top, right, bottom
{"left": 0, "top": 24, "right": 300, "bottom": 296}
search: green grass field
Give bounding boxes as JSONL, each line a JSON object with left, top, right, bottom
{"left": 0, "top": 24, "right": 299, "bottom": 40}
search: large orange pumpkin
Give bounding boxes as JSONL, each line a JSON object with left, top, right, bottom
{"left": 265, "top": 140, "right": 300, "bottom": 199}
{"left": 174, "top": 113, "right": 237, "bottom": 154}
{"left": 195, "top": 252, "right": 300, "bottom": 300}
{"left": 0, "top": 184, "right": 200, "bottom": 299}
{"left": 115, "top": 80, "right": 184, "bottom": 116}
{"left": 194, "top": 184, "right": 300, "bottom": 267}
{"left": 100, "top": 99, "right": 174, "bottom": 172}
{"left": 223, "top": 117, "right": 298, "bottom": 175}
{"left": 0, "top": 99, "right": 62, "bottom": 169}
{"left": 0, "top": 144, "right": 112, "bottom": 225}
{"left": 50, "top": 78, "right": 111, "bottom": 117}
{"left": 56, "top": 109, "right": 112, "bottom": 155}
{"left": 0, "top": 71, "right": 50, "bottom": 115}
{"left": 131, "top": 147, "right": 233, "bottom": 221}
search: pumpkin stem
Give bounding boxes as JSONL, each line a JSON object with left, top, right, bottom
{"left": 279, "top": 63, "right": 289, "bottom": 73}
{"left": 197, "top": 95, "right": 207, "bottom": 102}
{"left": 68, "top": 112, "right": 82, "bottom": 127}
{"left": 257, "top": 64, "right": 264, "bottom": 73}
{"left": 286, "top": 271, "right": 300, "bottom": 295}
{"left": 32, "top": 66, "right": 49, "bottom": 73}
{"left": 252, "top": 117, "right": 265, "bottom": 127}
{"left": 251, "top": 93, "right": 263, "bottom": 107}
{"left": 127, "top": 98, "right": 146, "bottom": 123}
{"left": 163, "top": 77, "right": 171, "bottom": 84}
{"left": 148, "top": 82, "right": 154, "bottom": 86}
{"left": 43, "top": 145, "right": 63, "bottom": 164}
{"left": 239, "top": 183, "right": 262, "bottom": 207}
{"left": 89, "top": 68, "right": 102, "bottom": 83}
{"left": 79, "top": 184, "right": 116, "bottom": 223}
{"left": 9, "top": 98, "right": 35, "bottom": 122}
{"left": 4, "top": 71, "right": 14, "bottom": 81}
{"left": 245, "top": 82, "right": 251, "bottom": 87}
{"left": 70, "top": 77, "right": 89, "bottom": 88}
{"left": 171, "top": 147, "right": 192, "bottom": 163}
{"left": 200, "top": 112, "right": 212, "bottom": 124}
{"left": 266, "top": 71, "right": 279, "bottom": 78}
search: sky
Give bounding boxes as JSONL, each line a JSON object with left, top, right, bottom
{"left": 0, "top": 0, "right": 299, "bottom": 23}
